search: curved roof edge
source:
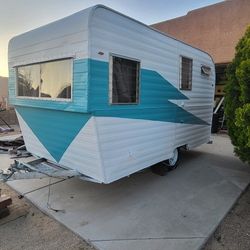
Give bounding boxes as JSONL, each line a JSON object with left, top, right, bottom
{"left": 89, "top": 5, "right": 215, "bottom": 64}
{"left": 8, "top": 5, "right": 94, "bottom": 53}
{"left": 9, "top": 4, "right": 214, "bottom": 65}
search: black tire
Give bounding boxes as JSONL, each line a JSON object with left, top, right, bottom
{"left": 151, "top": 148, "right": 180, "bottom": 176}
{"left": 165, "top": 148, "right": 180, "bottom": 171}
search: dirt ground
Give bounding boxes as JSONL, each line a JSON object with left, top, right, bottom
{"left": 0, "top": 182, "right": 95, "bottom": 250}
{"left": 203, "top": 184, "right": 250, "bottom": 250}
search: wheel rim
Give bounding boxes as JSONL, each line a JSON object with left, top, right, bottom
{"left": 168, "top": 148, "right": 178, "bottom": 167}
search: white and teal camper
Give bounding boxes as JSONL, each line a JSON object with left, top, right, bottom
{"left": 8, "top": 5, "right": 215, "bottom": 183}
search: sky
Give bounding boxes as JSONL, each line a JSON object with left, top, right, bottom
{"left": 0, "top": 0, "right": 223, "bottom": 77}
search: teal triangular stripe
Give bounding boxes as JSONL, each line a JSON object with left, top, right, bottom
{"left": 16, "top": 106, "right": 91, "bottom": 162}
{"left": 141, "top": 70, "right": 188, "bottom": 101}
{"left": 95, "top": 101, "right": 208, "bottom": 125}
{"left": 89, "top": 59, "right": 208, "bottom": 125}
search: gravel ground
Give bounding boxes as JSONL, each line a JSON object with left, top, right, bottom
{"left": 0, "top": 182, "right": 95, "bottom": 250}
{"left": 203, "top": 184, "right": 250, "bottom": 250}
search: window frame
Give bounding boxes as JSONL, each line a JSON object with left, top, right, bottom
{"left": 109, "top": 53, "right": 140, "bottom": 105}
{"left": 179, "top": 55, "right": 193, "bottom": 91}
{"left": 15, "top": 58, "right": 73, "bottom": 102}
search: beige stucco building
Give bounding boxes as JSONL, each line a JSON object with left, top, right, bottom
{"left": 152, "top": 0, "right": 250, "bottom": 129}
{"left": 152, "top": 0, "right": 250, "bottom": 65}
{"left": 152, "top": 0, "right": 250, "bottom": 97}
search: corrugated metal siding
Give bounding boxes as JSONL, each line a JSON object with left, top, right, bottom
{"left": 59, "top": 117, "right": 104, "bottom": 181}
{"left": 88, "top": 59, "right": 207, "bottom": 126}
{"left": 15, "top": 106, "right": 91, "bottom": 162}
{"left": 8, "top": 7, "right": 92, "bottom": 67}
{"left": 16, "top": 110, "right": 56, "bottom": 162}
{"left": 8, "top": 7, "right": 93, "bottom": 113}
{"left": 8, "top": 6, "right": 215, "bottom": 183}
{"left": 88, "top": 6, "right": 215, "bottom": 182}
{"left": 17, "top": 108, "right": 104, "bottom": 181}
{"left": 95, "top": 117, "right": 175, "bottom": 183}
{"left": 89, "top": 7, "right": 214, "bottom": 121}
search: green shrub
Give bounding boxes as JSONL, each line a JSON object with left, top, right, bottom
{"left": 225, "top": 26, "right": 250, "bottom": 164}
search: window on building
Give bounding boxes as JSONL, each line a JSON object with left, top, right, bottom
{"left": 17, "top": 58, "right": 72, "bottom": 99}
{"left": 215, "top": 64, "right": 228, "bottom": 85}
{"left": 110, "top": 55, "right": 140, "bottom": 104}
{"left": 180, "top": 56, "right": 193, "bottom": 90}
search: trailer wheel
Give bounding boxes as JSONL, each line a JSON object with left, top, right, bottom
{"left": 151, "top": 148, "right": 180, "bottom": 176}
{"left": 166, "top": 148, "right": 180, "bottom": 171}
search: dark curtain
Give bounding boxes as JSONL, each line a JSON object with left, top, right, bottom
{"left": 112, "top": 57, "right": 138, "bottom": 103}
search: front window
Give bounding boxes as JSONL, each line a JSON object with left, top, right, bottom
{"left": 17, "top": 58, "right": 72, "bottom": 99}
{"left": 17, "top": 64, "right": 40, "bottom": 97}
{"left": 110, "top": 55, "right": 140, "bottom": 104}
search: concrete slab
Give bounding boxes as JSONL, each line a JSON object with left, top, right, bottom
{"left": 1, "top": 134, "right": 250, "bottom": 250}
{"left": 93, "top": 238, "right": 205, "bottom": 250}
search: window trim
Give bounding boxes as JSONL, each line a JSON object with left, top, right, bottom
{"left": 109, "top": 53, "right": 140, "bottom": 105}
{"left": 15, "top": 57, "right": 73, "bottom": 102}
{"left": 179, "top": 55, "right": 193, "bottom": 91}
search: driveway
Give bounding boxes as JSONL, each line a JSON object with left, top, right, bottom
{"left": 1, "top": 134, "right": 250, "bottom": 250}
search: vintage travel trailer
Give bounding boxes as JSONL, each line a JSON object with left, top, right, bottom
{"left": 8, "top": 5, "right": 215, "bottom": 183}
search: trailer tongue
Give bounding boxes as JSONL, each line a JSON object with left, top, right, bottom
{"left": 0, "top": 158, "right": 101, "bottom": 183}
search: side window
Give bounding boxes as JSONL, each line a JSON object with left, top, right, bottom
{"left": 180, "top": 56, "right": 193, "bottom": 90}
{"left": 17, "top": 64, "right": 40, "bottom": 97}
{"left": 16, "top": 58, "right": 72, "bottom": 99}
{"left": 110, "top": 55, "right": 140, "bottom": 104}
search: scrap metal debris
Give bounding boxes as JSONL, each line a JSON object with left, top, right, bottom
{"left": 0, "top": 136, "right": 31, "bottom": 158}
{"left": 0, "top": 136, "right": 24, "bottom": 147}
{"left": 0, "top": 147, "right": 8, "bottom": 154}
{"left": 0, "top": 127, "right": 14, "bottom": 133}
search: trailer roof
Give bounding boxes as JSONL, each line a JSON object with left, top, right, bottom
{"left": 9, "top": 5, "right": 214, "bottom": 67}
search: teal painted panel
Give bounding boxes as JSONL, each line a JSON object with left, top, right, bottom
{"left": 10, "top": 58, "right": 208, "bottom": 126}
{"left": 140, "top": 70, "right": 188, "bottom": 101}
{"left": 8, "top": 59, "right": 89, "bottom": 113}
{"left": 94, "top": 104, "right": 207, "bottom": 125}
{"left": 89, "top": 59, "right": 208, "bottom": 125}
{"left": 16, "top": 106, "right": 91, "bottom": 162}
{"left": 88, "top": 60, "right": 188, "bottom": 111}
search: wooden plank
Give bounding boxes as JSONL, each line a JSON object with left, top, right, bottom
{"left": 0, "top": 207, "right": 10, "bottom": 219}
{"left": 0, "top": 195, "right": 12, "bottom": 210}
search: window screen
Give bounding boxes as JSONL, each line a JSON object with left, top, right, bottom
{"left": 17, "top": 58, "right": 72, "bottom": 99}
{"left": 180, "top": 56, "right": 193, "bottom": 90}
{"left": 111, "top": 55, "right": 140, "bottom": 104}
